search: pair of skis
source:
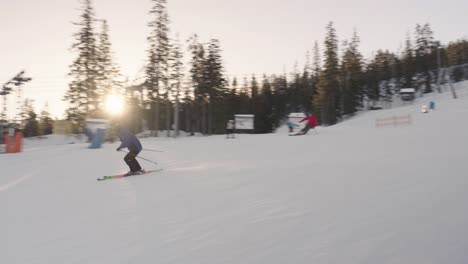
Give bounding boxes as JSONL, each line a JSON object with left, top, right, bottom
{"left": 97, "top": 169, "right": 163, "bottom": 181}
{"left": 289, "top": 129, "right": 318, "bottom": 136}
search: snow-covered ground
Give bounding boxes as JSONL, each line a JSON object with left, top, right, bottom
{"left": 2, "top": 82, "right": 468, "bottom": 264}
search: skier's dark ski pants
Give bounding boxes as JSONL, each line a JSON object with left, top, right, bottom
{"left": 124, "top": 145, "right": 142, "bottom": 172}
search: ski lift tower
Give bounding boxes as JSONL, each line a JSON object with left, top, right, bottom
{"left": 0, "top": 84, "right": 13, "bottom": 123}
{"left": 1, "top": 71, "right": 32, "bottom": 125}
{"left": 12, "top": 71, "right": 32, "bottom": 124}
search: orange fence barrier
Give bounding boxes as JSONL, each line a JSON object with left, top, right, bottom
{"left": 4, "top": 132, "right": 23, "bottom": 153}
{"left": 375, "top": 114, "right": 412, "bottom": 128}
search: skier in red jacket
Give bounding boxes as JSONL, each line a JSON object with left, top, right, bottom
{"left": 296, "top": 113, "right": 318, "bottom": 135}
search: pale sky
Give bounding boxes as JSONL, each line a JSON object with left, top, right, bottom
{"left": 1, "top": 0, "right": 467, "bottom": 119}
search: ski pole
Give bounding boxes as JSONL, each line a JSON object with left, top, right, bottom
{"left": 143, "top": 148, "right": 165, "bottom": 153}
{"left": 136, "top": 155, "right": 158, "bottom": 165}
{"left": 120, "top": 150, "right": 158, "bottom": 165}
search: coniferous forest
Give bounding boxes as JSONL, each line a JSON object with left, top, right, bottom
{"left": 20, "top": 0, "right": 468, "bottom": 137}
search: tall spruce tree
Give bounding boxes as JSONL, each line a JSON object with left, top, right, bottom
{"left": 238, "top": 77, "right": 251, "bottom": 114}
{"left": 146, "top": 0, "right": 170, "bottom": 136}
{"left": 447, "top": 39, "right": 468, "bottom": 66}
{"left": 414, "top": 23, "right": 435, "bottom": 93}
{"left": 187, "top": 34, "right": 206, "bottom": 133}
{"left": 169, "top": 34, "right": 184, "bottom": 137}
{"left": 96, "top": 19, "right": 123, "bottom": 117}
{"left": 366, "top": 50, "right": 396, "bottom": 107}
{"left": 341, "top": 30, "right": 364, "bottom": 116}
{"left": 402, "top": 33, "right": 415, "bottom": 88}
{"left": 204, "top": 39, "right": 226, "bottom": 134}
{"left": 65, "top": 0, "right": 100, "bottom": 128}
{"left": 365, "top": 61, "right": 380, "bottom": 106}
{"left": 300, "top": 68, "right": 314, "bottom": 114}
{"left": 22, "top": 99, "right": 39, "bottom": 137}
{"left": 20, "top": 98, "right": 35, "bottom": 127}
{"left": 258, "top": 75, "right": 274, "bottom": 132}
{"left": 314, "top": 22, "right": 340, "bottom": 125}
{"left": 377, "top": 50, "right": 394, "bottom": 105}
{"left": 225, "top": 78, "right": 237, "bottom": 123}
{"left": 250, "top": 75, "right": 260, "bottom": 131}
{"left": 447, "top": 39, "right": 468, "bottom": 81}
{"left": 310, "top": 41, "right": 322, "bottom": 113}
{"left": 290, "top": 69, "right": 301, "bottom": 112}
{"left": 305, "top": 51, "right": 311, "bottom": 74}
{"left": 251, "top": 75, "right": 259, "bottom": 98}
{"left": 228, "top": 77, "right": 239, "bottom": 116}
{"left": 271, "top": 75, "right": 288, "bottom": 125}
{"left": 39, "top": 103, "right": 54, "bottom": 135}
{"left": 312, "top": 41, "right": 321, "bottom": 79}
{"left": 232, "top": 77, "right": 239, "bottom": 94}
{"left": 24, "top": 111, "right": 39, "bottom": 138}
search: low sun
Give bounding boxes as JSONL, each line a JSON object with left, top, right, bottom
{"left": 104, "top": 94, "right": 125, "bottom": 115}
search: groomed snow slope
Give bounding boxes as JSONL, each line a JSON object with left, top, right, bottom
{"left": 1, "top": 82, "right": 468, "bottom": 264}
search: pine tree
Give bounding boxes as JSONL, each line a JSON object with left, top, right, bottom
{"left": 251, "top": 75, "right": 259, "bottom": 98}
{"left": 300, "top": 68, "right": 314, "bottom": 114}
{"left": 341, "top": 30, "right": 364, "bottom": 116}
{"left": 232, "top": 77, "right": 239, "bottom": 94}
{"left": 447, "top": 39, "right": 468, "bottom": 81}
{"left": 378, "top": 51, "right": 394, "bottom": 105}
{"left": 271, "top": 75, "right": 288, "bottom": 125}
{"left": 312, "top": 41, "right": 321, "bottom": 79}
{"left": 250, "top": 75, "right": 260, "bottom": 132}
{"left": 238, "top": 77, "right": 251, "bottom": 114}
{"left": 19, "top": 98, "right": 35, "bottom": 127}
{"left": 65, "top": 0, "right": 100, "bottom": 128}
{"left": 227, "top": 77, "right": 239, "bottom": 119}
{"left": 96, "top": 19, "right": 123, "bottom": 117}
{"left": 39, "top": 103, "right": 54, "bottom": 135}
{"left": 366, "top": 50, "right": 396, "bottom": 107}
{"left": 204, "top": 39, "right": 227, "bottom": 134}
{"left": 22, "top": 100, "right": 39, "bottom": 138}
{"left": 402, "top": 33, "right": 415, "bottom": 87}
{"left": 447, "top": 39, "right": 468, "bottom": 66}
{"left": 242, "top": 77, "right": 250, "bottom": 97}
{"left": 256, "top": 75, "right": 274, "bottom": 132}
{"left": 365, "top": 61, "right": 380, "bottom": 106}
{"left": 169, "top": 34, "right": 184, "bottom": 137}
{"left": 146, "top": 0, "right": 170, "bottom": 136}
{"left": 187, "top": 34, "right": 206, "bottom": 133}
{"left": 308, "top": 41, "right": 322, "bottom": 114}
{"left": 225, "top": 78, "right": 237, "bottom": 123}
{"left": 414, "top": 23, "right": 435, "bottom": 93}
{"left": 304, "top": 51, "right": 312, "bottom": 74}
{"left": 23, "top": 112, "right": 39, "bottom": 138}
{"left": 314, "top": 22, "right": 340, "bottom": 125}
{"left": 204, "top": 39, "right": 226, "bottom": 96}
{"left": 290, "top": 69, "right": 301, "bottom": 112}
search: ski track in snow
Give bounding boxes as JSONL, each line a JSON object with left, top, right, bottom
{"left": 0, "top": 171, "right": 37, "bottom": 192}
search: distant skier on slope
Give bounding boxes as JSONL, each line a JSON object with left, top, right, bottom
{"left": 116, "top": 127, "right": 145, "bottom": 176}
{"left": 293, "top": 113, "right": 318, "bottom": 135}
{"left": 287, "top": 120, "right": 298, "bottom": 133}
{"left": 226, "top": 120, "right": 235, "bottom": 139}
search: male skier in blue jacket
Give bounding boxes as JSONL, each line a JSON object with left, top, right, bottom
{"left": 116, "top": 128, "right": 144, "bottom": 176}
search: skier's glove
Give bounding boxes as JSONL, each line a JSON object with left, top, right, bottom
{"left": 116, "top": 147, "right": 122, "bottom": 151}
